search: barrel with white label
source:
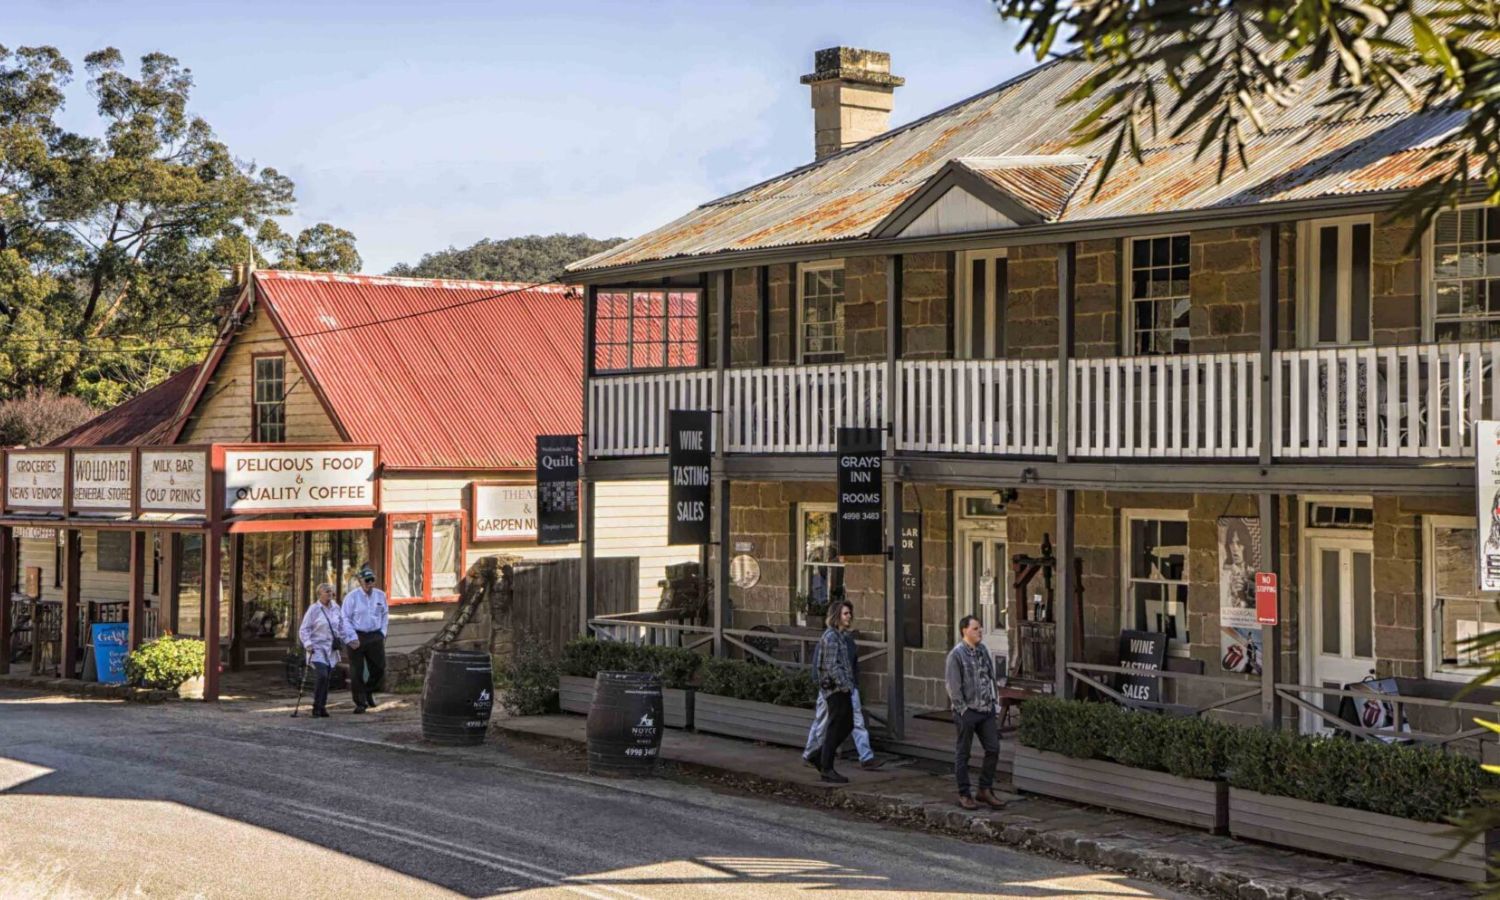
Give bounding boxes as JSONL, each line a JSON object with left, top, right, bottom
{"left": 421, "top": 649, "right": 494, "bottom": 746}
{"left": 586, "top": 671, "right": 663, "bottom": 776}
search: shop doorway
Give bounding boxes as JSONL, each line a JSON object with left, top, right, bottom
{"left": 955, "top": 518, "right": 1009, "bottom": 665}
{"left": 232, "top": 528, "right": 372, "bottom": 668}
{"left": 1304, "top": 534, "right": 1376, "bottom": 733}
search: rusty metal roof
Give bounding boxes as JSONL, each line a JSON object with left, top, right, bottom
{"left": 248, "top": 270, "right": 581, "bottom": 471}
{"left": 958, "top": 156, "right": 1092, "bottom": 222}
{"left": 572, "top": 49, "right": 1466, "bottom": 273}
{"left": 50, "top": 364, "right": 201, "bottom": 448}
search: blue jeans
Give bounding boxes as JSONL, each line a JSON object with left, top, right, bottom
{"left": 803, "top": 688, "right": 874, "bottom": 762}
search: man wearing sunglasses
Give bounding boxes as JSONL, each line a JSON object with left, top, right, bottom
{"left": 342, "top": 564, "right": 389, "bottom": 713}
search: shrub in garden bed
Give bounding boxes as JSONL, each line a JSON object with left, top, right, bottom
{"left": 498, "top": 633, "right": 559, "bottom": 716}
{"left": 1019, "top": 696, "right": 1238, "bottom": 780}
{"left": 698, "top": 657, "right": 816, "bottom": 708}
{"left": 124, "top": 635, "right": 204, "bottom": 691}
{"left": 559, "top": 638, "right": 701, "bottom": 689}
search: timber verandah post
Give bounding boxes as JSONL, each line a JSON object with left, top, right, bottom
{"left": 580, "top": 284, "right": 597, "bottom": 636}
{"left": 1054, "top": 243, "right": 1076, "bottom": 698}
{"left": 0, "top": 525, "right": 12, "bottom": 673}
{"left": 712, "top": 269, "right": 730, "bottom": 659}
{"left": 60, "top": 527, "right": 81, "bottom": 679}
{"left": 1258, "top": 223, "right": 1283, "bottom": 729}
{"left": 884, "top": 254, "right": 905, "bottom": 740}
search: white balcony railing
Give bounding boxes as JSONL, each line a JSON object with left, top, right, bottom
{"left": 588, "top": 370, "right": 717, "bottom": 457}
{"left": 726, "top": 363, "right": 885, "bottom": 453}
{"left": 895, "top": 359, "right": 1058, "bottom": 455}
{"left": 1071, "top": 352, "right": 1261, "bottom": 458}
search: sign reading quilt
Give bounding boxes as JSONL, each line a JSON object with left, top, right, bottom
{"left": 1478, "top": 421, "right": 1500, "bottom": 590}
{"left": 667, "top": 410, "right": 711, "bottom": 545}
{"left": 535, "top": 435, "right": 580, "bottom": 545}
{"left": 836, "top": 428, "right": 882, "bottom": 556}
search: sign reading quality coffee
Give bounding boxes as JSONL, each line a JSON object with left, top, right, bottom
{"left": 223, "top": 448, "right": 376, "bottom": 512}
{"left": 535, "top": 435, "right": 579, "bottom": 545}
{"left": 667, "top": 410, "right": 711, "bottom": 545}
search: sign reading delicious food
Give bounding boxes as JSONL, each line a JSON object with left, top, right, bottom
{"left": 473, "top": 483, "right": 537, "bottom": 541}
{"left": 667, "top": 410, "right": 712, "bottom": 546}
{"left": 6, "top": 449, "right": 66, "bottom": 512}
{"left": 535, "top": 435, "right": 579, "bottom": 545}
{"left": 1479, "top": 421, "right": 1500, "bottom": 591}
{"left": 139, "top": 448, "right": 209, "bottom": 514}
{"left": 71, "top": 449, "right": 133, "bottom": 512}
{"left": 836, "top": 428, "right": 883, "bottom": 556}
{"left": 223, "top": 447, "right": 376, "bottom": 513}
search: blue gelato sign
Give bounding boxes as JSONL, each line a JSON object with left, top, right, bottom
{"left": 91, "top": 622, "right": 129, "bottom": 685}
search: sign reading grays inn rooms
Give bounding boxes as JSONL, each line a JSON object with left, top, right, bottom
{"left": 535, "top": 435, "right": 579, "bottom": 545}
{"left": 836, "top": 428, "right": 883, "bottom": 556}
{"left": 668, "top": 410, "right": 711, "bottom": 545}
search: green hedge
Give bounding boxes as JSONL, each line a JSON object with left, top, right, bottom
{"left": 124, "top": 635, "right": 204, "bottom": 691}
{"left": 559, "top": 638, "right": 702, "bottom": 690}
{"left": 1018, "top": 697, "right": 1495, "bottom": 823}
{"left": 699, "top": 657, "right": 817, "bottom": 708}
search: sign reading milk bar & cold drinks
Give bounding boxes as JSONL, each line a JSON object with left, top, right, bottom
{"left": 1479, "top": 421, "right": 1500, "bottom": 591}
{"left": 472, "top": 483, "right": 537, "bottom": 541}
{"left": 71, "top": 449, "right": 133, "bottom": 512}
{"left": 139, "top": 449, "right": 208, "bottom": 514}
{"left": 6, "top": 450, "right": 66, "bottom": 512}
{"left": 223, "top": 448, "right": 376, "bottom": 513}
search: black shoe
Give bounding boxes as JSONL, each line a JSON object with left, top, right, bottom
{"left": 820, "top": 770, "right": 849, "bottom": 784}
{"left": 859, "top": 758, "right": 885, "bottom": 770}
{"left": 353, "top": 705, "right": 366, "bottom": 714}
{"left": 802, "top": 754, "right": 820, "bottom": 770}
{"left": 312, "top": 709, "right": 329, "bottom": 718}
{"left": 365, "top": 696, "right": 378, "bottom": 709}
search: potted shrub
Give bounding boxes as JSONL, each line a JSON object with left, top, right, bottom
{"left": 558, "top": 638, "right": 701, "bottom": 728}
{"left": 124, "top": 635, "right": 205, "bottom": 697}
{"left": 1225, "top": 728, "right": 1497, "bottom": 882}
{"left": 692, "top": 657, "right": 816, "bottom": 747}
{"left": 1014, "top": 697, "right": 1232, "bottom": 831}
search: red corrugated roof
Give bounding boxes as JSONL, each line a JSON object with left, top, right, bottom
{"left": 246, "top": 270, "right": 582, "bottom": 470}
{"left": 50, "top": 364, "right": 201, "bottom": 448}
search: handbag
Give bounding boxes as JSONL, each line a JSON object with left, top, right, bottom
{"left": 320, "top": 605, "right": 345, "bottom": 653}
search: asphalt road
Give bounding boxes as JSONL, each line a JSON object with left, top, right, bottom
{"left": 0, "top": 691, "right": 1193, "bottom": 899}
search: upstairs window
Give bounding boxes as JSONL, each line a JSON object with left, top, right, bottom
{"left": 593, "top": 289, "right": 700, "bottom": 372}
{"left": 798, "top": 262, "right": 845, "bottom": 363}
{"left": 252, "top": 355, "right": 286, "bottom": 443}
{"left": 958, "top": 250, "right": 1007, "bottom": 359}
{"left": 1128, "top": 235, "right": 1191, "bottom": 355}
{"left": 1302, "top": 217, "right": 1372, "bottom": 346}
{"left": 1430, "top": 206, "right": 1500, "bottom": 341}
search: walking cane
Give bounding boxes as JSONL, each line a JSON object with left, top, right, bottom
{"left": 291, "top": 653, "right": 310, "bottom": 718}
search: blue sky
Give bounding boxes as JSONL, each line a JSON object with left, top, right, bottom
{"left": 11, "top": 1, "right": 1036, "bottom": 273}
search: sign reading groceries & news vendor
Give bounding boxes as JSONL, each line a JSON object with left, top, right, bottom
{"left": 6, "top": 450, "right": 66, "bottom": 511}
{"left": 223, "top": 447, "right": 376, "bottom": 512}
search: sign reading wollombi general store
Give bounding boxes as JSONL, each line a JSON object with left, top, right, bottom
{"left": 836, "top": 428, "right": 882, "bottom": 556}
{"left": 6, "top": 450, "right": 66, "bottom": 512}
{"left": 139, "top": 448, "right": 209, "bottom": 514}
{"left": 472, "top": 483, "right": 536, "bottom": 541}
{"left": 1478, "top": 421, "right": 1500, "bottom": 591}
{"left": 535, "top": 435, "right": 579, "bottom": 545}
{"left": 223, "top": 447, "right": 376, "bottom": 513}
{"left": 71, "top": 449, "right": 133, "bottom": 512}
{"left": 667, "top": 410, "right": 711, "bottom": 546}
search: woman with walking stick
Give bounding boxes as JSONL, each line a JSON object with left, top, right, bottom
{"left": 297, "top": 583, "right": 359, "bottom": 718}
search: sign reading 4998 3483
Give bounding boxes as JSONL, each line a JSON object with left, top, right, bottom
{"left": 1478, "top": 421, "right": 1500, "bottom": 591}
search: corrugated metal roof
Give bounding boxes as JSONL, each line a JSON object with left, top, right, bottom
{"left": 572, "top": 46, "right": 1468, "bottom": 273}
{"left": 251, "top": 271, "right": 581, "bottom": 470}
{"left": 959, "top": 156, "right": 1092, "bottom": 221}
{"left": 50, "top": 364, "right": 200, "bottom": 448}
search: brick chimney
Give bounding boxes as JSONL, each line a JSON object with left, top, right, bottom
{"left": 801, "top": 47, "right": 904, "bottom": 160}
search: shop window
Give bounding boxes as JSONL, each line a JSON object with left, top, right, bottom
{"left": 175, "top": 533, "right": 204, "bottom": 638}
{"left": 96, "top": 531, "right": 131, "bottom": 573}
{"left": 388, "top": 512, "right": 466, "bottom": 603}
{"left": 1426, "top": 519, "right": 1500, "bottom": 678}
{"left": 1430, "top": 206, "right": 1500, "bottom": 341}
{"left": 1128, "top": 234, "right": 1191, "bottom": 355}
{"left": 796, "top": 504, "right": 844, "bottom": 614}
{"left": 252, "top": 355, "right": 287, "bottom": 443}
{"left": 1123, "top": 512, "right": 1190, "bottom": 651}
{"left": 798, "top": 262, "right": 845, "bottom": 364}
{"left": 593, "top": 289, "right": 700, "bottom": 372}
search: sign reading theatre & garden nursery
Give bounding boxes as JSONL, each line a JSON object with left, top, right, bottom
{"left": 6, "top": 449, "right": 66, "bottom": 512}
{"left": 1478, "top": 421, "right": 1500, "bottom": 591}
{"left": 472, "top": 483, "right": 536, "bottom": 541}
{"left": 139, "top": 448, "right": 209, "bottom": 514}
{"left": 222, "top": 447, "right": 377, "bottom": 513}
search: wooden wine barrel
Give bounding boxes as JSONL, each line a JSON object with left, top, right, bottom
{"left": 422, "top": 649, "right": 494, "bottom": 746}
{"left": 586, "top": 671, "right": 663, "bottom": 776}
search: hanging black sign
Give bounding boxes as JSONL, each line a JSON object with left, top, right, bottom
{"left": 667, "top": 409, "right": 712, "bottom": 545}
{"left": 836, "top": 427, "right": 883, "bottom": 556}
{"left": 899, "top": 511, "right": 923, "bottom": 648}
{"left": 535, "top": 435, "right": 579, "bottom": 545}
{"left": 1117, "top": 629, "right": 1167, "bottom": 706}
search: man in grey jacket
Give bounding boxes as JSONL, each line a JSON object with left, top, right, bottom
{"left": 945, "top": 614, "right": 1003, "bottom": 810}
{"left": 813, "top": 599, "right": 857, "bottom": 784}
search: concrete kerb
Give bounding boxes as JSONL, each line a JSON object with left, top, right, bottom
{"left": 0, "top": 673, "right": 175, "bottom": 703}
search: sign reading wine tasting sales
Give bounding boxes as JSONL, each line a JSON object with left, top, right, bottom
{"left": 139, "top": 449, "right": 209, "bottom": 514}
{"left": 6, "top": 450, "right": 66, "bottom": 512}
{"left": 223, "top": 448, "right": 377, "bottom": 512}
{"left": 71, "top": 449, "right": 133, "bottom": 511}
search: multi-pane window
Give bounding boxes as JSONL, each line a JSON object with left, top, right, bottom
{"left": 959, "top": 251, "right": 1007, "bottom": 359}
{"left": 797, "top": 505, "right": 844, "bottom": 613}
{"left": 1431, "top": 206, "right": 1500, "bottom": 341}
{"left": 1124, "top": 514, "right": 1190, "bottom": 648}
{"left": 799, "top": 263, "right": 845, "bottom": 363}
{"left": 1129, "top": 235, "right": 1191, "bottom": 355}
{"left": 391, "top": 518, "right": 426, "bottom": 600}
{"left": 1426, "top": 521, "right": 1500, "bottom": 677}
{"left": 593, "top": 289, "right": 700, "bottom": 372}
{"left": 389, "top": 512, "right": 466, "bottom": 602}
{"left": 252, "top": 355, "right": 286, "bottom": 443}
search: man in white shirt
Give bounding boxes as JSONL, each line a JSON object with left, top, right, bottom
{"left": 342, "top": 564, "right": 389, "bottom": 713}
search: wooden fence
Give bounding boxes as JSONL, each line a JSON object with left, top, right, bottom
{"left": 507, "top": 557, "right": 637, "bottom": 657}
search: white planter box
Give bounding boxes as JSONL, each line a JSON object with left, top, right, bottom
{"left": 1013, "top": 745, "right": 1227, "bottom": 832}
{"left": 558, "top": 675, "right": 691, "bottom": 728}
{"left": 693, "top": 693, "right": 813, "bottom": 748}
{"left": 1229, "top": 787, "right": 1494, "bottom": 883}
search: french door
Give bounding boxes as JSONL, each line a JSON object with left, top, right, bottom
{"left": 1305, "top": 535, "right": 1376, "bottom": 733}
{"left": 957, "top": 526, "right": 1009, "bottom": 658}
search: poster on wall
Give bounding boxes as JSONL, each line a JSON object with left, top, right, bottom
{"left": 899, "top": 511, "right": 923, "bottom": 648}
{"left": 1218, "top": 516, "right": 1263, "bottom": 675}
{"left": 535, "top": 435, "right": 579, "bottom": 545}
{"left": 836, "top": 428, "right": 883, "bottom": 556}
{"left": 667, "top": 410, "right": 711, "bottom": 545}
{"left": 1477, "top": 421, "right": 1500, "bottom": 590}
